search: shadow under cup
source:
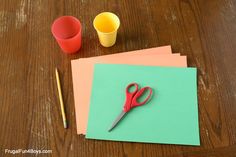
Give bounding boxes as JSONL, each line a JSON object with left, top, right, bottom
{"left": 51, "top": 16, "right": 82, "bottom": 54}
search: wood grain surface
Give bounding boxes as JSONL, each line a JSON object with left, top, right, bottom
{"left": 0, "top": 0, "right": 236, "bottom": 156}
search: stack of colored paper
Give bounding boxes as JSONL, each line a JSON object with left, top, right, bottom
{"left": 71, "top": 45, "right": 199, "bottom": 145}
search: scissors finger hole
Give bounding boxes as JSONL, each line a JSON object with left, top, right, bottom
{"left": 133, "top": 87, "right": 152, "bottom": 106}
{"left": 126, "top": 83, "right": 138, "bottom": 94}
{"left": 137, "top": 89, "right": 150, "bottom": 103}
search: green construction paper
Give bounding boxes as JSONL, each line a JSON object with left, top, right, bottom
{"left": 86, "top": 64, "right": 199, "bottom": 145}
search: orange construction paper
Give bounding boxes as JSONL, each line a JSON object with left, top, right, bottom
{"left": 85, "top": 45, "right": 172, "bottom": 58}
{"left": 71, "top": 46, "right": 187, "bottom": 134}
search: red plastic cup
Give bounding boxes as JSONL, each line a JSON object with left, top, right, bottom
{"left": 51, "top": 16, "right": 82, "bottom": 54}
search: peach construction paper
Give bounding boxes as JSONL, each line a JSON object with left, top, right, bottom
{"left": 85, "top": 45, "right": 172, "bottom": 58}
{"left": 72, "top": 53, "right": 187, "bottom": 134}
{"left": 71, "top": 46, "right": 172, "bottom": 134}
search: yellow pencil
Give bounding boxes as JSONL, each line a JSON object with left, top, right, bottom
{"left": 55, "top": 68, "right": 67, "bottom": 129}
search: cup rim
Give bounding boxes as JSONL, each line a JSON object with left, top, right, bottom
{"left": 93, "top": 12, "right": 120, "bottom": 34}
{"left": 51, "top": 16, "right": 82, "bottom": 41}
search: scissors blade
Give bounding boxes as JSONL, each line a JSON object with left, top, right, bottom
{"left": 108, "top": 111, "right": 126, "bottom": 132}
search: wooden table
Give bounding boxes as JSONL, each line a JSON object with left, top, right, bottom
{"left": 0, "top": 0, "right": 236, "bottom": 156}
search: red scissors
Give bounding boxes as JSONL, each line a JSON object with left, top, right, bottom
{"left": 108, "top": 83, "right": 153, "bottom": 132}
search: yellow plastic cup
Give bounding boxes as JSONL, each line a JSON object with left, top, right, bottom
{"left": 93, "top": 12, "right": 120, "bottom": 47}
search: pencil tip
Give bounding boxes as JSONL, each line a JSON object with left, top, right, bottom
{"left": 64, "top": 121, "right": 67, "bottom": 129}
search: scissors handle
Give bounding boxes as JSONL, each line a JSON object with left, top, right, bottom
{"left": 123, "top": 83, "right": 152, "bottom": 112}
{"left": 132, "top": 87, "right": 152, "bottom": 106}
{"left": 126, "top": 83, "right": 139, "bottom": 94}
